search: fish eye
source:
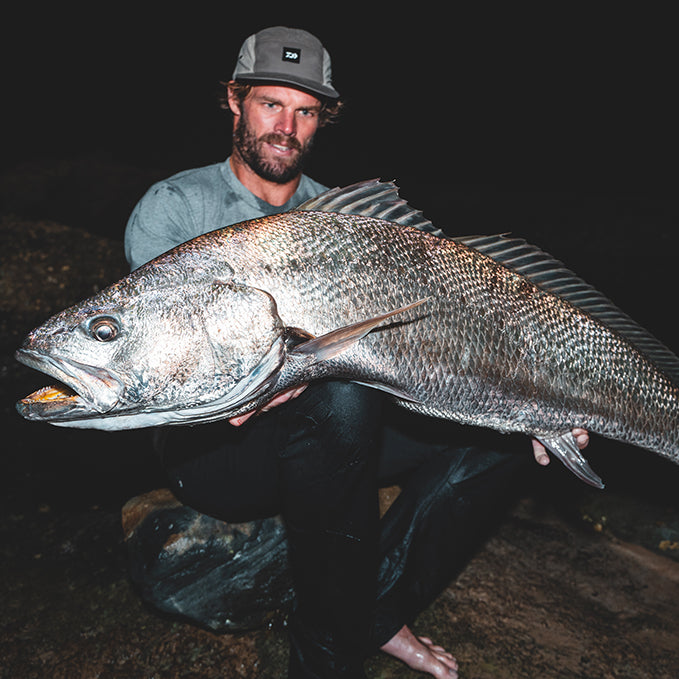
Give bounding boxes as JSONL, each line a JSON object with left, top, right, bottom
{"left": 88, "top": 317, "right": 120, "bottom": 342}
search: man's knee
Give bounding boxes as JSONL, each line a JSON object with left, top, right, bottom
{"left": 440, "top": 447, "right": 527, "bottom": 489}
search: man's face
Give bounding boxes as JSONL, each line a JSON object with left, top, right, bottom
{"left": 230, "top": 85, "right": 322, "bottom": 184}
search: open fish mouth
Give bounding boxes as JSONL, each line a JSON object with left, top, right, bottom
{"left": 15, "top": 349, "right": 124, "bottom": 422}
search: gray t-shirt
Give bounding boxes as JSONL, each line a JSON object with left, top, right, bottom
{"left": 124, "top": 157, "right": 328, "bottom": 270}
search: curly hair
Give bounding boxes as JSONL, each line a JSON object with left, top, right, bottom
{"left": 217, "top": 80, "right": 343, "bottom": 128}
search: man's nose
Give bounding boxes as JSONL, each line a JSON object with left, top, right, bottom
{"left": 274, "top": 110, "right": 296, "bottom": 136}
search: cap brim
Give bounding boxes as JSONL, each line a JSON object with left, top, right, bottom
{"left": 235, "top": 73, "right": 340, "bottom": 100}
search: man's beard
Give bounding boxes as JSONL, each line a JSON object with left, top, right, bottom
{"left": 233, "top": 113, "right": 313, "bottom": 184}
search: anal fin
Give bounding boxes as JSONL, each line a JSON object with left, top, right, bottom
{"left": 537, "top": 431, "right": 605, "bottom": 489}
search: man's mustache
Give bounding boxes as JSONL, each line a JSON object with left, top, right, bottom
{"left": 259, "top": 133, "right": 302, "bottom": 152}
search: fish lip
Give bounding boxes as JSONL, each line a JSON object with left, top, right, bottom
{"left": 15, "top": 348, "right": 125, "bottom": 416}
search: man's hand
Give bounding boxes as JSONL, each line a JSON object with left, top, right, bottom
{"left": 531, "top": 428, "right": 589, "bottom": 465}
{"left": 228, "top": 385, "right": 308, "bottom": 427}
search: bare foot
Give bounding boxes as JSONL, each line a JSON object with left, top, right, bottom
{"left": 380, "top": 625, "right": 458, "bottom": 677}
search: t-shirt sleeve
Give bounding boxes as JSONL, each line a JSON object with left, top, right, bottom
{"left": 124, "top": 182, "right": 196, "bottom": 271}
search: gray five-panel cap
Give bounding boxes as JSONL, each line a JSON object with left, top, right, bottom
{"left": 232, "top": 26, "right": 340, "bottom": 100}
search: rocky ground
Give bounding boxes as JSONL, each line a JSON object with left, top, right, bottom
{"left": 1, "top": 158, "right": 678, "bottom": 678}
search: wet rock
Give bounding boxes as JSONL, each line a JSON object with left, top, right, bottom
{"left": 122, "top": 489, "right": 294, "bottom": 632}
{"left": 122, "top": 486, "right": 402, "bottom": 634}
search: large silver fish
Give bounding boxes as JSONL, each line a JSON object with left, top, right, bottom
{"left": 15, "top": 181, "right": 679, "bottom": 488}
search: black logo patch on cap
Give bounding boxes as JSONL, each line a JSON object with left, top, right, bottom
{"left": 282, "top": 47, "right": 301, "bottom": 63}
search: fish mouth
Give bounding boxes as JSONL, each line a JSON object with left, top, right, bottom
{"left": 15, "top": 349, "right": 125, "bottom": 422}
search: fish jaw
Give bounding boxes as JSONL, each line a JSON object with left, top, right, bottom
{"left": 13, "top": 335, "right": 288, "bottom": 430}
{"left": 15, "top": 348, "right": 125, "bottom": 423}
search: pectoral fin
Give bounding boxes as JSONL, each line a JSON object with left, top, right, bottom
{"left": 289, "top": 298, "right": 430, "bottom": 364}
{"left": 537, "top": 431, "right": 605, "bottom": 488}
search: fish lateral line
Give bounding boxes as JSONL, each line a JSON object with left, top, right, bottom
{"left": 288, "top": 297, "right": 431, "bottom": 365}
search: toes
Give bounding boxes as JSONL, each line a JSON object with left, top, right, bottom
{"left": 418, "top": 636, "right": 458, "bottom": 671}
{"left": 418, "top": 636, "right": 451, "bottom": 654}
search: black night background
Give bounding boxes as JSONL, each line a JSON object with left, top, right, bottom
{"left": 1, "top": 7, "right": 678, "bottom": 678}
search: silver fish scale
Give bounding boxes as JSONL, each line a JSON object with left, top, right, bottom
{"left": 173, "top": 210, "right": 679, "bottom": 462}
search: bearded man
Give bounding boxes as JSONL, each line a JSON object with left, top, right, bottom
{"left": 124, "top": 26, "right": 587, "bottom": 679}
{"left": 124, "top": 27, "right": 341, "bottom": 270}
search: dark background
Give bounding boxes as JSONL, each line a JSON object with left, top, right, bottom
{"left": 4, "top": 7, "right": 676, "bottom": 195}
{"left": 2, "top": 8, "right": 679, "bottom": 677}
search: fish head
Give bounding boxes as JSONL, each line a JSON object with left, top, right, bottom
{"left": 15, "top": 257, "right": 288, "bottom": 429}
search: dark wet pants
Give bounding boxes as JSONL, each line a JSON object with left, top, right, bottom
{"left": 160, "top": 381, "right": 531, "bottom": 678}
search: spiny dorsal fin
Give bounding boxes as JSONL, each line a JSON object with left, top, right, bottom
{"left": 295, "top": 179, "right": 446, "bottom": 237}
{"left": 455, "top": 234, "right": 679, "bottom": 383}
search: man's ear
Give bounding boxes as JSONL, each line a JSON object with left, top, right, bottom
{"left": 226, "top": 81, "right": 242, "bottom": 118}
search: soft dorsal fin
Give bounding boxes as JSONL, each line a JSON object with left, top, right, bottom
{"left": 454, "top": 234, "right": 679, "bottom": 383}
{"left": 295, "top": 179, "right": 446, "bottom": 237}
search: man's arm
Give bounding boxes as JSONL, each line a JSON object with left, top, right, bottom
{"left": 230, "top": 387, "right": 590, "bottom": 464}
